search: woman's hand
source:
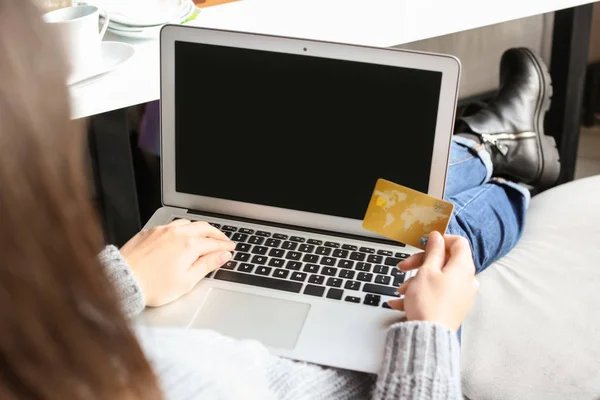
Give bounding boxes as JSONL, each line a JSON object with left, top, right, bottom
{"left": 388, "top": 232, "right": 479, "bottom": 331}
{"left": 120, "top": 219, "right": 235, "bottom": 307}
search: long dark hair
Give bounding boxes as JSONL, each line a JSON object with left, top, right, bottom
{"left": 0, "top": 1, "right": 162, "bottom": 398}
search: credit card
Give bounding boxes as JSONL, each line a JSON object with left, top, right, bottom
{"left": 362, "top": 178, "right": 454, "bottom": 249}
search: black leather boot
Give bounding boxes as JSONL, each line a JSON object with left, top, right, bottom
{"left": 459, "top": 48, "right": 561, "bottom": 189}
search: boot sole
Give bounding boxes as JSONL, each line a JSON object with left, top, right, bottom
{"left": 519, "top": 48, "right": 561, "bottom": 189}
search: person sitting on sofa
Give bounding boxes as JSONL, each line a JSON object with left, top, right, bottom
{"left": 0, "top": 0, "right": 559, "bottom": 399}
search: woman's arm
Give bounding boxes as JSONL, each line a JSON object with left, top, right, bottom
{"left": 99, "top": 245, "right": 146, "bottom": 318}
{"left": 373, "top": 321, "right": 461, "bottom": 400}
{"left": 376, "top": 232, "right": 477, "bottom": 399}
{"left": 98, "top": 219, "right": 235, "bottom": 318}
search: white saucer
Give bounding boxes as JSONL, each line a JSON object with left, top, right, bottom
{"left": 107, "top": 1, "right": 197, "bottom": 40}
{"left": 105, "top": 0, "right": 189, "bottom": 27}
{"left": 107, "top": 26, "right": 162, "bottom": 40}
{"left": 68, "top": 42, "right": 135, "bottom": 86}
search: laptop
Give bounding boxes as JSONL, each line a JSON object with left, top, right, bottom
{"left": 141, "top": 25, "right": 460, "bottom": 373}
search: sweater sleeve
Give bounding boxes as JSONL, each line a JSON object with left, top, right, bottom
{"left": 373, "top": 320, "right": 462, "bottom": 400}
{"left": 98, "top": 245, "right": 146, "bottom": 318}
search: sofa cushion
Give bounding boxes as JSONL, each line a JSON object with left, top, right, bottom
{"left": 462, "top": 175, "right": 600, "bottom": 400}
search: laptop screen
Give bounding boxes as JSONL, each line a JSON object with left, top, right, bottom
{"left": 174, "top": 41, "right": 443, "bottom": 221}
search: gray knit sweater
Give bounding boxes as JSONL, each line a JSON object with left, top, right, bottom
{"left": 99, "top": 245, "right": 462, "bottom": 400}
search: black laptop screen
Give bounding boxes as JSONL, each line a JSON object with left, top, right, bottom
{"left": 174, "top": 40, "right": 443, "bottom": 220}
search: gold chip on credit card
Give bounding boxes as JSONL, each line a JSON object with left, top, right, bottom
{"left": 362, "top": 178, "right": 454, "bottom": 250}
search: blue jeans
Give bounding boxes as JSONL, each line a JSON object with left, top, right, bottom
{"left": 445, "top": 136, "right": 530, "bottom": 274}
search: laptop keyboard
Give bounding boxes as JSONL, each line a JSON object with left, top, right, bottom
{"left": 197, "top": 220, "right": 409, "bottom": 308}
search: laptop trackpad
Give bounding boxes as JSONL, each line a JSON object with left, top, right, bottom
{"left": 192, "top": 288, "right": 310, "bottom": 350}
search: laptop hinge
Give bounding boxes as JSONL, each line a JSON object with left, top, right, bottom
{"left": 187, "top": 209, "right": 406, "bottom": 248}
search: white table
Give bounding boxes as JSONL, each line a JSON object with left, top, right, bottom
{"left": 71, "top": 0, "right": 597, "bottom": 119}
{"left": 80, "top": 0, "right": 598, "bottom": 245}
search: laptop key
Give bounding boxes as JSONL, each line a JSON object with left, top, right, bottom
{"left": 214, "top": 270, "right": 301, "bottom": 293}
{"left": 359, "top": 247, "right": 375, "bottom": 254}
{"left": 298, "top": 244, "right": 315, "bottom": 253}
{"left": 338, "top": 259, "right": 354, "bottom": 269}
{"left": 357, "top": 272, "right": 373, "bottom": 282}
{"left": 236, "top": 243, "right": 251, "bottom": 252}
{"left": 224, "top": 232, "right": 232, "bottom": 238}
{"left": 326, "top": 288, "right": 344, "bottom": 300}
{"left": 286, "top": 251, "right": 302, "bottom": 260}
{"left": 321, "top": 267, "right": 337, "bottom": 276}
{"left": 231, "top": 233, "right": 248, "bottom": 242}
{"left": 273, "top": 269, "right": 290, "bottom": 279}
{"left": 393, "top": 275, "right": 405, "bottom": 286}
{"left": 273, "top": 233, "right": 288, "bottom": 240}
{"left": 363, "top": 283, "right": 399, "bottom": 297}
{"left": 290, "top": 272, "right": 307, "bottom": 282}
{"left": 255, "top": 266, "right": 272, "bottom": 276}
{"left": 384, "top": 257, "right": 403, "bottom": 266}
{"left": 350, "top": 252, "right": 366, "bottom": 261}
{"left": 308, "top": 274, "right": 325, "bottom": 285}
{"left": 303, "top": 254, "right": 319, "bottom": 263}
{"left": 248, "top": 236, "right": 265, "bottom": 245}
{"left": 375, "top": 275, "right": 391, "bottom": 285}
{"left": 268, "top": 248, "right": 285, "bottom": 258}
{"left": 234, "top": 253, "right": 250, "bottom": 262}
{"left": 326, "top": 277, "right": 343, "bottom": 288}
{"left": 395, "top": 252, "right": 410, "bottom": 258}
{"left": 222, "top": 225, "right": 238, "bottom": 232}
{"left": 290, "top": 236, "right": 305, "bottom": 242}
{"left": 332, "top": 249, "right": 349, "bottom": 258}
{"left": 268, "top": 258, "right": 285, "bottom": 268}
{"left": 239, "top": 228, "right": 254, "bottom": 234}
{"left": 304, "top": 264, "right": 320, "bottom": 273}
{"left": 391, "top": 268, "right": 405, "bottom": 277}
{"left": 256, "top": 231, "right": 271, "bottom": 237}
{"left": 364, "top": 294, "right": 381, "bottom": 306}
{"left": 222, "top": 261, "right": 237, "bottom": 270}
{"left": 355, "top": 262, "right": 371, "bottom": 272}
{"left": 344, "top": 280, "right": 361, "bottom": 291}
{"left": 339, "top": 270, "right": 355, "bottom": 279}
{"left": 304, "top": 284, "right": 325, "bottom": 297}
{"left": 324, "top": 241, "right": 340, "bottom": 248}
{"left": 374, "top": 265, "right": 389, "bottom": 275}
{"left": 208, "top": 222, "right": 221, "bottom": 228}
{"left": 367, "top": 255, "right": 383, "bottom": 264}
{"left": 251, "top": 246, "right": 268, "bottom": 255}
{"left": 377, "top": 250, "right": 393, "bottom": 256}
{"left": 320, "top": 257, "right": 336, "bottom": 266}
{"left": 282, "top": 241, "right": 297, "bottom": 250}
{"left": 382, "top": 302, "right": 392, "bottom": 309}
{"left": 251, "top": 255, "right": 267, "bottom": 265}
{"left": 265, "top": 239, "right": 281, "bottom": 247}
{"left": 345, "top": 296, "right": 360, "bottom": 303}
{"left": 316, "top": 246, "right": 331, "bottom": 256}
{"left": 307, "top": 239, "right": 323, "bottom": 245}
{"left": 238, "top": 263, "right": 254, "bottom": 273}
{"left": 286, "top": 261, "right": 302, "bottom": 270}
{"left": 342, "top": 244, "right": 357, "bottom": 251}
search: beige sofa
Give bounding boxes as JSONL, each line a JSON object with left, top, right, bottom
{"left": 462, "top": 175, "right": 600, "bottom": 399}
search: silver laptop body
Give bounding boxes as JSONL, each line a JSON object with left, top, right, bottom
{"left": 140, "top": 25, "right": 460, "bottom": 373}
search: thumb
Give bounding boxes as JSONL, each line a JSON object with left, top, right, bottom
{"left": 422, "top": 231, "right": 445, "bottom": 271}
{"left": 188, "top": 251, "right": 233, "bottom": 283}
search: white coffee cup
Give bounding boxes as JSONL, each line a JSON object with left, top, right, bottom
{"left": 43, "top": 5, "right": 109, "bottom": 76}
